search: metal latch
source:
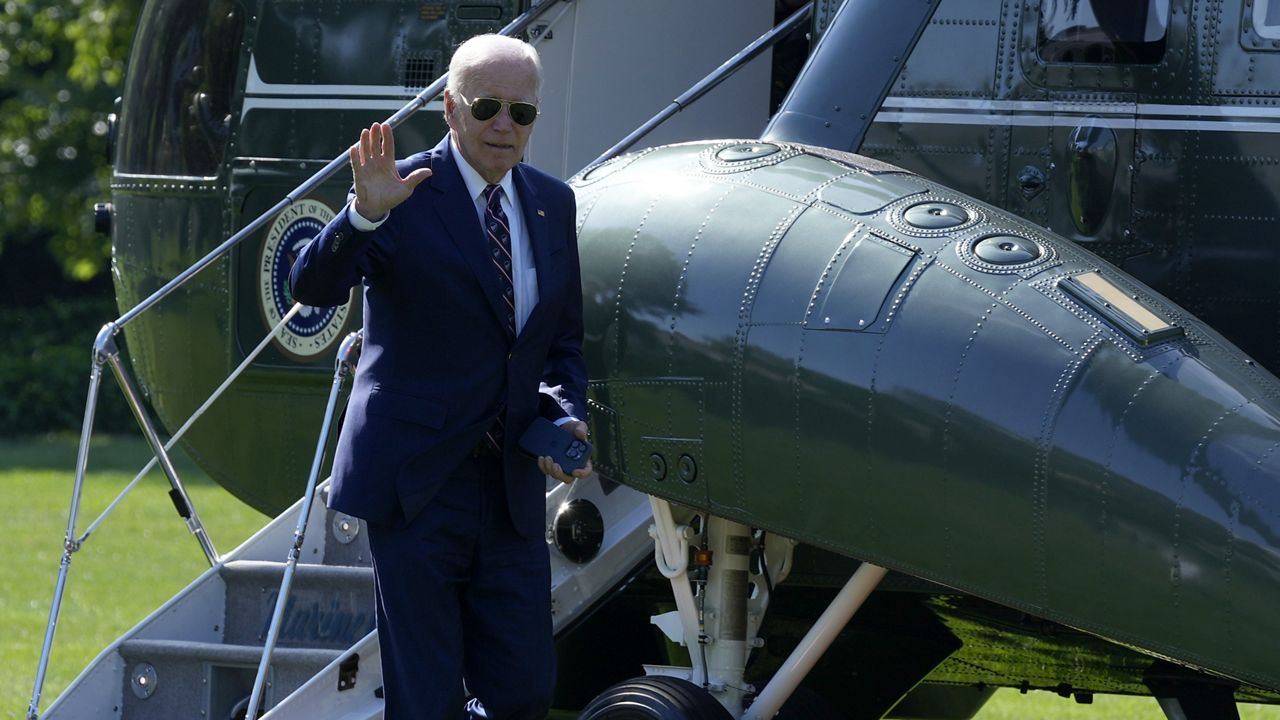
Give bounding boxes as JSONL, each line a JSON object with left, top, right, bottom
{"left": 337, "top": 653, "right": 359, "bottom": 692}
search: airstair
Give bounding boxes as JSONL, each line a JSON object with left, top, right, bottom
{"left": 43, "top": 470, "right": 654, "bottom": 719}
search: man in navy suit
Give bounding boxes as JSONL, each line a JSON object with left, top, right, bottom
{"left": 289, "top": 34, "right": 590, "bottom": 720}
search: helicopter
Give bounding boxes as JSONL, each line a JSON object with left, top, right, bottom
{"left": 28, "top": 0, "right": 1280, "bottom": 718}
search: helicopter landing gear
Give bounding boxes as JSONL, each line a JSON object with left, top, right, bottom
{"left": 578, "top": 497, "right": 885, "bottom": 719}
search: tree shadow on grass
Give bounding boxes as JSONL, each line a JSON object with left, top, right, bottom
{"left": 0, "top": 434, "right": 215, "bottom": 483}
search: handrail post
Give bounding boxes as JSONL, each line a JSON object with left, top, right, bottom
{"left": 102, "top": 332, "right": 220, "bottom": 566}
{"left": 27, "top": 326, "right": 113, "bottom": 720}
{"left": 245, "top": 331, "right": 362, "bottom": 719}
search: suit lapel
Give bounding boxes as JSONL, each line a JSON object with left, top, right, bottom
{"left": 428, "top": 139, "right": 510, "bottom": 332}
{"left": 516, "top": 168, "right": 552, "bottom": 304}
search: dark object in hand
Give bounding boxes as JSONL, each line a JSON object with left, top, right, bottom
{"left": 518, "top": 417, "right": 592, "bottom": 473}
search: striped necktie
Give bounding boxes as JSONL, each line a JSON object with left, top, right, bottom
{"left": 483, "top": 184, "right": 514, "bottom": 452}
{"left": 483, "top": 184, "right": 516, "bottom": 337}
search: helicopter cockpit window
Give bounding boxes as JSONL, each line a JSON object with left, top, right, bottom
{"left": 116, "top": 0, "right": 245, "bottom": 177}
{"left": 1254, "top": 0, "right": 1280, "bottom": 39}
{"left": 1038, "top": 0, "right": 1169, "bottom": 64}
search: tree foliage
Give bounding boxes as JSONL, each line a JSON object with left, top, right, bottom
{"left": 0, "top": 0, "right": 142, "bottom": 285}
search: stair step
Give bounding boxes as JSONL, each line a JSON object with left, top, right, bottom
{"left": 117, "top": 639, "right": 345, "bottom": 720}
{"left": 220, "top": 559, "right": 373, "bottom": 586}
{"left": 119, "top": 638, "right": 342, "bottom": 665}
{"left": 219, "top": 561, "right": 376, "bottom": 650}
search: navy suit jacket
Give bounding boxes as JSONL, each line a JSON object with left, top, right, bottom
{"left": 289, "top": 136, "right": 587, "bottom": 538}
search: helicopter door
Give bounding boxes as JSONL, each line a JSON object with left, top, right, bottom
{"left": 1019, "top": 0, "right": 1175, "bottom": 246}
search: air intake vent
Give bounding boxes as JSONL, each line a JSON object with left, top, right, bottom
{"left": 1059, "top": 271, "right": 1183, "bottom": 347}
{"left": 403, "top": 55, "right": 436, "bottom": 89}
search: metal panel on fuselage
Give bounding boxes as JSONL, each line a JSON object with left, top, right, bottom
{"left": 1192, "top": 0, "right": 1280, "bottom": 368}
{"left": 864, "top": 0, "right": 1280, "bottom": 376}
{"left": 861, "top": 0, "right": 1010, "bottom": 204}
{"left": 573, "top": 140, "right": 1280, "bottom": 693}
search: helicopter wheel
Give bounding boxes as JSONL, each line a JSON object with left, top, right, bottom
{"left": 578, "top": 676, "right": 733, "bottom": 719}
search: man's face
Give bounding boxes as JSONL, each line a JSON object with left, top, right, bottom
{"left": 445, "top": 56, "right": 539, "bottom": 184}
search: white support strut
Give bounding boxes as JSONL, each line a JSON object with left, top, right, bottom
{"left": 742, "top": 562, "right": 888, "bottom": 720}
{"left": 647, "top": 496, "right": 702, "bottom": 674}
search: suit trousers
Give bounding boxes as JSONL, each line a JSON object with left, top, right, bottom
{"left": 366, "top": 453, "right": 555, "bottom": 720}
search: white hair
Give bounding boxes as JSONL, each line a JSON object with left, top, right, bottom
{"left": 447, "top": 34, "right": 543, "bottom": 98}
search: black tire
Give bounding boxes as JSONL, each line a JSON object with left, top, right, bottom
{"left": 578, "top": 676, "right": 734, "bottom": 719}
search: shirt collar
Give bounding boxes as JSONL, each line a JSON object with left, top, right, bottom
{"left": 450, "top": 135, "right": 516, "bottom": 205}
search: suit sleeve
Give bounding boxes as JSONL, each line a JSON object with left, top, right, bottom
{"left": 289, "top": 195, "right": 395, "bottom": 308}
{"left": 538, "top": 186, "right": 589, "bottom": 423}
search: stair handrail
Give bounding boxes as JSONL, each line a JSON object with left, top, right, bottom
{"left": 76, "top": 304, "right": 302, "bottom": 546}
{"left": 245, "top": 331, "right": 362, "bottom": 720}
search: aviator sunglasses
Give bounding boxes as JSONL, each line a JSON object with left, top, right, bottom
{"left": 456, "top": 91, "right": 539, "bottom": 126}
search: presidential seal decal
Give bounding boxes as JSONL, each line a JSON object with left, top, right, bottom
{"left": 259, "top": 199, "right": 350, "bottom": 358}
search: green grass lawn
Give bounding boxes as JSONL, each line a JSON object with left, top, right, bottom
{"left": 980, "top": 691, "right": 1280, "bottom": 719}
{"left": 1, "top": 434, "right": 266, "bottom": 719}
{"left": 3, "top": 434, "right": 1277, "bottom": 719}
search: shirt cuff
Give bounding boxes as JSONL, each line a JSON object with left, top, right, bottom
{"left": 347, "top": 201, "right": 388, "bottom": 231}
{"left": 554, "top": 416, "right": 579, "bottom": 427}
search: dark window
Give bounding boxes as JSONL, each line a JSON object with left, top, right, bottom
{"left": 116, "top": 0, "right": 246, "bottom": 176}
{"left": 1038, "top": 0, "right": 1168, "bottom": 65}
{"left": 1255, "top": 0, "right": 1280, "bottom": 40}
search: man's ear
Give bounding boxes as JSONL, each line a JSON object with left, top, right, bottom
{"left": 442, "top": 89, "right": 457, "bottom": 130}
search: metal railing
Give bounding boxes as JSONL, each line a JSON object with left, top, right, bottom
{"left": 245, "top": 330, "right": 362, "bottom": 720}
